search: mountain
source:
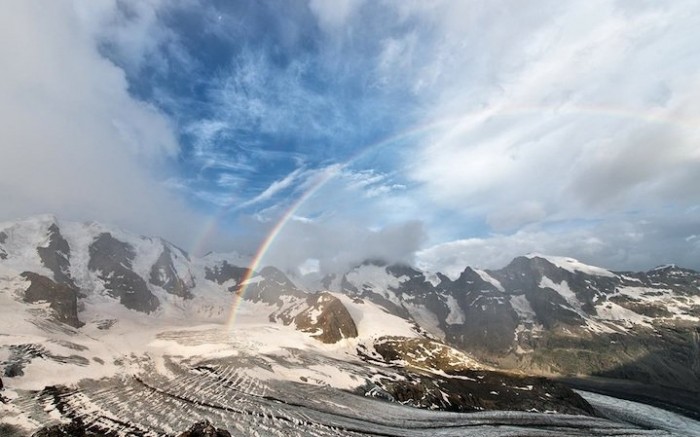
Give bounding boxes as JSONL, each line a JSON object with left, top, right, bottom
{"left": 313, "top": 255, "right": 700, "bottom": 394}
{"left": 0, "top": 216, "right": 699, "bottom": 436}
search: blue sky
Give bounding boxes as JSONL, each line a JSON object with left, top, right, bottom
{"left": 104, "top": 0, "right": 432, "bottom": 241}
{"left": 1, "top": 1, "right": 700, "bottom": 274}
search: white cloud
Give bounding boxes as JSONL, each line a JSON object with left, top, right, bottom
{"left": 75, "top": 0, "right": 193, "bottom": 76}
{"left": 417, "top": 212, "right": 700, "bottom": 275}
{"left": 400, "top": 1, "right": 700, "bottom": 226}
{"left": 237, "top": 167, "right": 306, "bottom": 209}
{"left": 262, "top": 219, "right": 426, "bottom": 275}
{"left": 486, "top": 201, "right": 546, "bottom": 232}
{"left": 0, "top": 1, "right": 202, "bottom": 247}
{"left": 308, "top": 0, "right": 364, "bottom": 33}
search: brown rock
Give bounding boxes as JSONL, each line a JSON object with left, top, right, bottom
{"left": 178, "top": 421, "right": 232, "bottom": 437}
{"left": 294, "top": 292, "right": 358, "bottom": 343}
{"left": 21, "top": 272, "right": 82, "bottom": 328}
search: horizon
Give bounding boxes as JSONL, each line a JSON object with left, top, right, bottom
{"left": 1, "top": 1, "right": 699, "bottom": 275}
{"left": 1, "top": 213, "right": 695, "bottom": 280}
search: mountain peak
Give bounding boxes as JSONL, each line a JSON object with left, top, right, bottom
{"left": 651, "top": 263, "right": 678, "bottom": 271}
{"left": 523, "top": 253, "right": 615, "bottom": 277}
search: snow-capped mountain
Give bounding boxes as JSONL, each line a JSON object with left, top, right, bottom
{"left": 315, "top": 254, "right": 700, "bottom": 394}
{"left": 1, "top": 216, "right": 699, "bottom": 436}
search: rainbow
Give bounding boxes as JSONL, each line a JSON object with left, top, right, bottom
{"left": 188, "top": 104, "right": 698, "bottom": 327}
{"left": 208, "top": 116, "right": 460, "bottom": 326}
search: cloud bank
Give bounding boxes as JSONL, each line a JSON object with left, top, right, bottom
{"left": 0, "top": 1, "right": 202, "bottom": 246}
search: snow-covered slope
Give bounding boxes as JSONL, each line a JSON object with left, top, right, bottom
{"left": 300, "top": 254, "right": 700, "bottom": 395}
{"left": 1, "top": 216, "right": 596, "bottom": 436}
{"left": 1, "top": 216, "right": 700, "bottom": 436}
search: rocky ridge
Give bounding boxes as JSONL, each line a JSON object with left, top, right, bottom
{"left": 321, "top": 255, "right": 700, "bottom": 393}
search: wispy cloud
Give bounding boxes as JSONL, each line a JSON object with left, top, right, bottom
{"left": 237, "top": 167, "right": 306, "bottom": 209}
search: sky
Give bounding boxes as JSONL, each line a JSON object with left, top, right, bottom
{"left": 1, "top": 0, "right": 699, "bottom": 275}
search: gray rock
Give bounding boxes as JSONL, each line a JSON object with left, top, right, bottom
{"left": 204, "top": 260, "right": 248, "bottom": 289}
{"left": 0, "top": 424, "right": 25, "bottom": 437}
{"left": 0, "top": 231, "right": 7, "bottom": 260}
{"left": 21, "top": 271, "right": 82, "bottom": 328}
{"left": 441, "top": 267, "right": 519, "bottom": 355}
{"left": 88, "top": 233, "right": 158, "bottom": 313}
{"left": 366, "top": 336, "right": 595, "bottom": 415}
{"left": 37, "top": 224, "right": 73, "bottom": 285}
{"left": 293, "top": 292, "right": 358, "bottom": 343}
{"left": 32, "top": 417, "right": 131, "bottom": 437}
{"left": 149, "top": 242, "right": 193, "bottom": 298}
{"left": 178, "top": 421, "right": 231, "bottom": 437}
{"left": 242, "top": 266, "right": 306, "bottom": 305}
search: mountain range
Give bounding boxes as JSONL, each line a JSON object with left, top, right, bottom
{"left": 1, "top": 215, "right": 699, "bottom": 436}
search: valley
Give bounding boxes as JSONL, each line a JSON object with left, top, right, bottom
{"left": 1, "top": 216, "right": 699, "bottom": 436}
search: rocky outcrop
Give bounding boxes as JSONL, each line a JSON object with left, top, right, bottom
{"left": 204, "top": 260, "right": 248, "bottom": 290}
{"left": 370, "top": 337, "right": 485, "bottom": 372}
{"left": 37, "top": 224, "right": 73, "bottom": 286}
{"left": 0, "top": 231, "right": 7, "bottom": 260}
{"left": 233, "top": 268, "right": 357, "bottom": 343}
{"left": 149, "top": 243, "right": 193, "bottom": 298}
{"left": 362, "top": 336, "right": 594, "bottom": 415}
{"left": 21, "top": 272, "right": 82, "bottom": 328}
{"left": 242, "top": 266, "right": 306, "bottom": 305}
{"left": 3, "top": 344, "right": 89, "bottom": 379}
{"left": 88, "top": 233, "right": 159, "bottom": 313}
{"left": 490, "top": 256, "right": 613, "bottom": 320}
{"left": 178, "top": 421, "right": 232, "bottom": 437}
{"left": 293, "top": 292, "right": 358, "bottom": 343}
{"left": 440, "top": 267, "right": 519, "bottom": 355}
{"left": 376, "top": 369, "right": 595, "bottom": 415}
{"left": 31, "top": 419, "right": 232, "bottom": 437}
{"left": 32, "top": 419, "right": 97, "bottom": 437}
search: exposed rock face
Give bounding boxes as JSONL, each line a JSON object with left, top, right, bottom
{"left": 293, "top": 292, "right": 358, "bottom": 343}
{"left": 178, "top": 421, "right": 232, "bottom": 437}
{"left": 21, "top": 272, "right": 82, "bottom": 328}
{"left": 370, "top": 337, "right": 485, "bottom": 373}
{"left": 232, "top": 267, "right": 356, "bottom": 344}
{"left": 31, "top": 419, "right": 232, "bottom": 437}
{"left": 377, "top": 369, "right": 595, "bottom": 415}
{"left": 88, "top": 233, "right": 159, "bottom": 313}
{"left": 243, "top": 266, "right": 306, "bottom": 305}
{"left": 204, "top": 260, "right": 248, "bottom": 290}
{"left": 0, "top": 231, "right": 7, "bottom": 260}
{"left": 483, "top": 258, "right": 700, "bottom": 391}
{"left": 489, "top": 256, "right": 609, "bottom": 324}
{"left": 37, "top": 224, "right": 73, "bottom": 286}
{"left": 31, "top": 419, "right": 97, "bottom": 437}
{"left": 149, "top": 243, "right": 193, "bottom": 298}
{"left": 440, "top": 267, "right": 519, "bottom": 355}
{"left": 362, "top": 336, "right": 595, "bottom": 415}
{"left": 339, "top": 261, "right": 410, "bottom": 319}
{"left": 3, "top": 344, "right": 90, "bottom": 379}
